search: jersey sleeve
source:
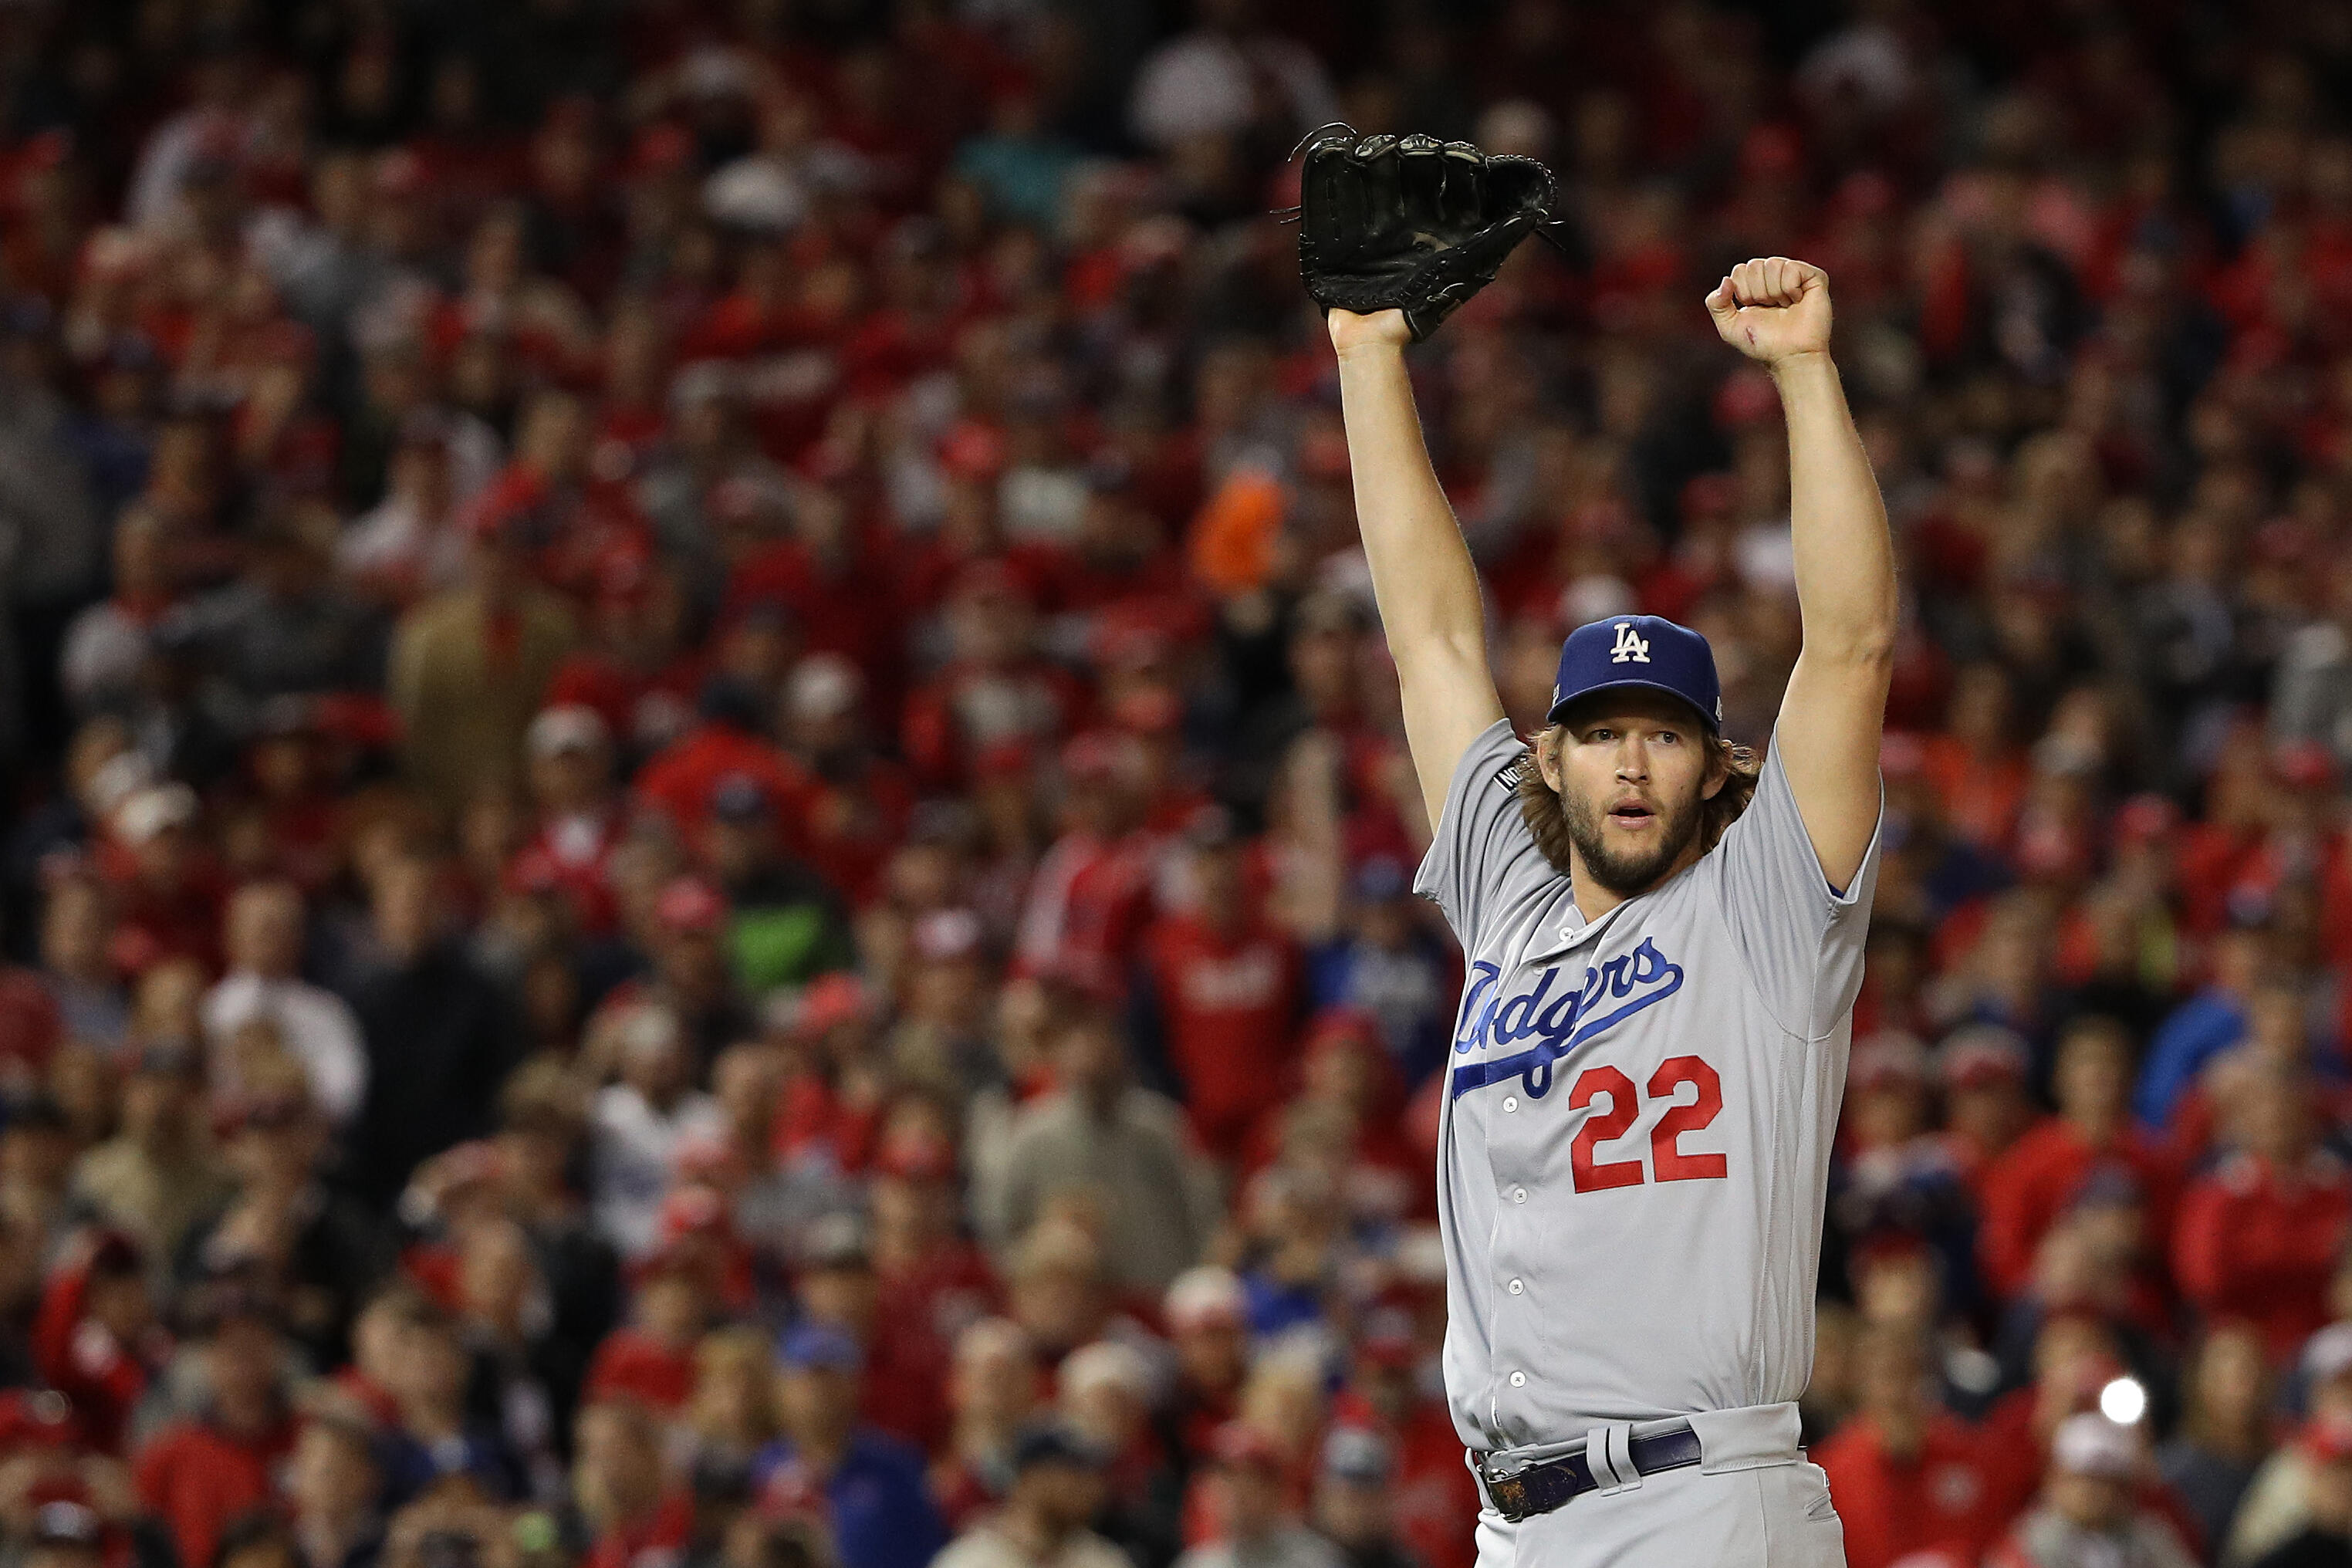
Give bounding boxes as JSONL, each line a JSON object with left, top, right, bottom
{"left": 1411, "top": 718, "right": 1556, "bottom": 950}
{"left": 1705, "top": 725, "right": 1884, "bottom": 1039}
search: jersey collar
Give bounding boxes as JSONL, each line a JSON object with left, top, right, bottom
{"left": 1519, "top": 853, "right": 1705, "bottom": 968}
{"left": 1519, "top": 896, "right": 1620, "bottom": 968}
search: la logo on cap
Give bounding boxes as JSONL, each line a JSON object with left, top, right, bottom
{"left": 1608, "top": 623, "right": 1651, "bottom": 664}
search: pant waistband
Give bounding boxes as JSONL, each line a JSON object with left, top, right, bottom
{"left": 1470, "top": 1401, "right": 1803, "bottom": 1496}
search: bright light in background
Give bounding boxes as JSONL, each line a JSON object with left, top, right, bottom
{"left": 2100, "top": 1377, "right": 2148, "bottom": 1425}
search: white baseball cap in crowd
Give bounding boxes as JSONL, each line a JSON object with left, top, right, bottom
{"left": 1060, "top": 1340, "right": 1152, "bottom": 1402}
{"left": 2304, "top": 1322, "right": 2352, "bottom": 1388}
{"left": 526, "top": 704, "right": 610, "bottom": 759}
{"left": 1164, "top": 1266, "right": 1247, "bottom": 1332}
{"left": 787, "top": 654, "right": 863, "bottom": 723}
{"left": 113, "top": 782, "right": 197, "bottom": 846}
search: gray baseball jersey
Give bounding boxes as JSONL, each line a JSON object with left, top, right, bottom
{"left": 1415, "top": 717, "right": 1883, "bottom": 1452}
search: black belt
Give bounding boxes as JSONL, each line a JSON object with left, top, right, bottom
{"left": 1474, "top": 1423, "right": 1705, "bottom": 1522}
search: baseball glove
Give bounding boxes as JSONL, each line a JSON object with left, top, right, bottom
{"left": 1293, "top": 128, "right": 1560, "bottom": 342}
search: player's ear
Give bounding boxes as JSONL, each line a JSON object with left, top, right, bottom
{"left": 1533, "top": 726, "right": 1565, "bottom": 793}
{"left": 1700, "top": 735, "right": 1729, "bottom": 800}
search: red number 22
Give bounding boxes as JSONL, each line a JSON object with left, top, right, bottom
{"left": 1566, "top": 1056, "right": 1727, "bottom": 1192}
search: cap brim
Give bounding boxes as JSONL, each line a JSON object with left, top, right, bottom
{"left": 1544, "top": 679, "right": 1719, "bottom": 732}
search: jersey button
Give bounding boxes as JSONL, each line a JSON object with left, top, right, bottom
{"left": 1508, "top": 1279, "right": 1524, "bottom": 1295}
{"left": 1509, "top": 1371, "right": 1526, "bottom": 1387}
{"left": 1502, "top": 1096, "right": 1519, "bottom": 1113}
{"left": 1512, "top": 1188, "right": 1527, "bottom": 1204}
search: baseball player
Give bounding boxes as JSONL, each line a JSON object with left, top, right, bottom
{"left": 1303, "top": 133, "right": 1894, "bottom": 1566}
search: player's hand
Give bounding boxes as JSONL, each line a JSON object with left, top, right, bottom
{"left": 1327, "top": 307, "right": 1413, "bottom": 358}
{"left": 1705, "top": 257, "right": 1831, "bottom": 367}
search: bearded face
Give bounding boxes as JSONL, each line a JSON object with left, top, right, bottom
{"left": 1557, "top": 762, "right": 1708, "bottom": 894}
{"left": 1528, "top": 691, "right": 1729, "bottom": 897}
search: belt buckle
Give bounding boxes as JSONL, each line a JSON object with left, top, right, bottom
{"left": 1475, "top": 1453, "right": 1537, "bottom": 1523}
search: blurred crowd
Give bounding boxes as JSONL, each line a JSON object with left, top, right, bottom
{"left": 8, "top": 1, "right": 2352, "bottom": 1567}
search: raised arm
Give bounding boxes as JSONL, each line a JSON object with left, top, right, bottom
{"left": 1705, "top": 259, "right": 1896, "bottom": 892}
{"left": 1330, "top": 308, "right": 1505, "bottom": 824}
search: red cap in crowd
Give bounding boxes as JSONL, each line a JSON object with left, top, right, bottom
{"left": 793, "top": 972, "right": 873, "bottom": 1037}
{"left": 2305, "top": 1416, "right": 2352, "bottom": 1465}
{"left": 1936, "top": 1025, "right": 2029, "bottom": 1091}
{"left": 874, "top": 1127, "right": 956, "bottom": 1184}
{"left": 654, "top": 877, "right": 727, "bottom": 933}
{"left": 1847, "top": 1032, "right": 1929, "bottom": 1093}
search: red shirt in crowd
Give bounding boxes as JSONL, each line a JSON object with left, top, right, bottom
{"left": 863, "top": 1238, "right": 996, "bottom": 1455}
{"left": 1014, "top": 829, "right": 1157, "bottom": 995}
{"left": 772, "top": 1073, "right": 884, "bottom": 1175}
{"left": 1814, "top": 1412, "right": 2003, "bottom": 1568}
{"left": 133, "top": 1416, "right": 296, "bottom": 1568}
{"left": 634, "top": 721, "right": 818, "bottom": 850}
{"left": 510, "top": 803, "right": 627, "bottom": 936}
{"left": 2173, "top": 1148, "right": 2352, "bottom": 1360}
{"left": 583, "top": 1327, "right": 698, "bottom": 1414}
{"left": 1977, "top": 1118, "right": 2180, "bottom": 1300}
{"left": 104, "top": 859, "right": 230, "bottom": 977}
{"left": 583, "top": 1492, "right": 696, "bottom": 1568}
{"left": 32, "top": 1260, "right": 154, "bottom": 1458}
{"left": 0, "top": 967, "right": 61, "bottom": 1085}
{"left": 1141, "top": 914, "right": 1302, "bottom": 1159}
{"left": 857, "top": 1319, "right": 950, "bottom": 1455}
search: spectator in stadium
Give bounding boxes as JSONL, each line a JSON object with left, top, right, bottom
{"left": 934, "top": 1419, "right": 1127, "bottom": 1568}
{"left": 1986, "top": 1414, "right": 2198, "bottom": 1568}
{"left": 2159, "top": 1323, "right": 2276, "bottom": 1566}
{"left": 1059, "top": 1338, "right": 1181, "bottom": 1568}
{"left": 32, "top": 873, "right": 128, "bottom": 1055}
{"left": 68, "top": 1042, "right": 233, "bottom": 1262}
{"left": 1174, "top": 1421, "right": 1342, "bottom": 1568}
{"left": 343, "top": 857, "right": 522, "bottom": 1205}
{"left": 2251, "top": 1417, "right": 2352, "bottom": 1568}
{"left": 2136, "top": 923, "right": 2275, "bottom": 1133}
{"left": 700, "top": 773, "right": 855, "bottom": 995}
{"left": 932, "top": 1316, "right": 1037, "bottom": 1530}
{"left": 374, "top": 1292, "right": 522, "bottom": 1503}
{"left": 387, "top": 513, "right": 578, "bottom": 822}
{"left": 200, "top": 880, "right": 367, "bottom": 1124}
{"left": 1979, "top": 1015, "right": 2180, "bottom": 1303}
{"left": 985, "top": 996, "right": 1208, "bottom": 1296}
{"left": 1311, "top": 1428, "right": 1421, "bottom": 1568}
{"left": 284, "top": 1413, "right": 387, "bottom": 1568}
{"left": 180, "top": 1054, "right": 390, "bottom": 1368}
{"left": 131, "top": 1288, "right": 298, "bottom": 1568}
{"left": 566, "top": 1398, "right": 695, "bottom": 1568}
{"left": 2174, "top": 1065, "right": 2352, "bottom": 1358}
{"left": 515, "top": 703, "right": 627, "bottom": 938}
{"left": 1138, "top": 813, "right": 1302, "bottom": 1162}
{"left": 587, "top": 1005, "right": 719, "bottom": 1260}
{"left": 1935, "top": 1023, "right": 2038, "bottom": 1200}
{"left": 753, "top": 1323, "right": 945, "bottom": 1568}
{"left": 1815, "top": 1323, "right": 2006, "bottom": 1568}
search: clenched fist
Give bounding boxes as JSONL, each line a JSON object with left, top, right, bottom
{"left": 1705, "top": 256, "right": 1831, "bottom": 366}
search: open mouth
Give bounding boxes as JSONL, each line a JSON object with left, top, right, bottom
{"left": 1606, "top": 800, "right": 1655, "bottom": 828}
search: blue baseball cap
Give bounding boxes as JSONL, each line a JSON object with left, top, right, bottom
{"left": 1546, "top": 614, "right": 1722, "bottom": 732}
